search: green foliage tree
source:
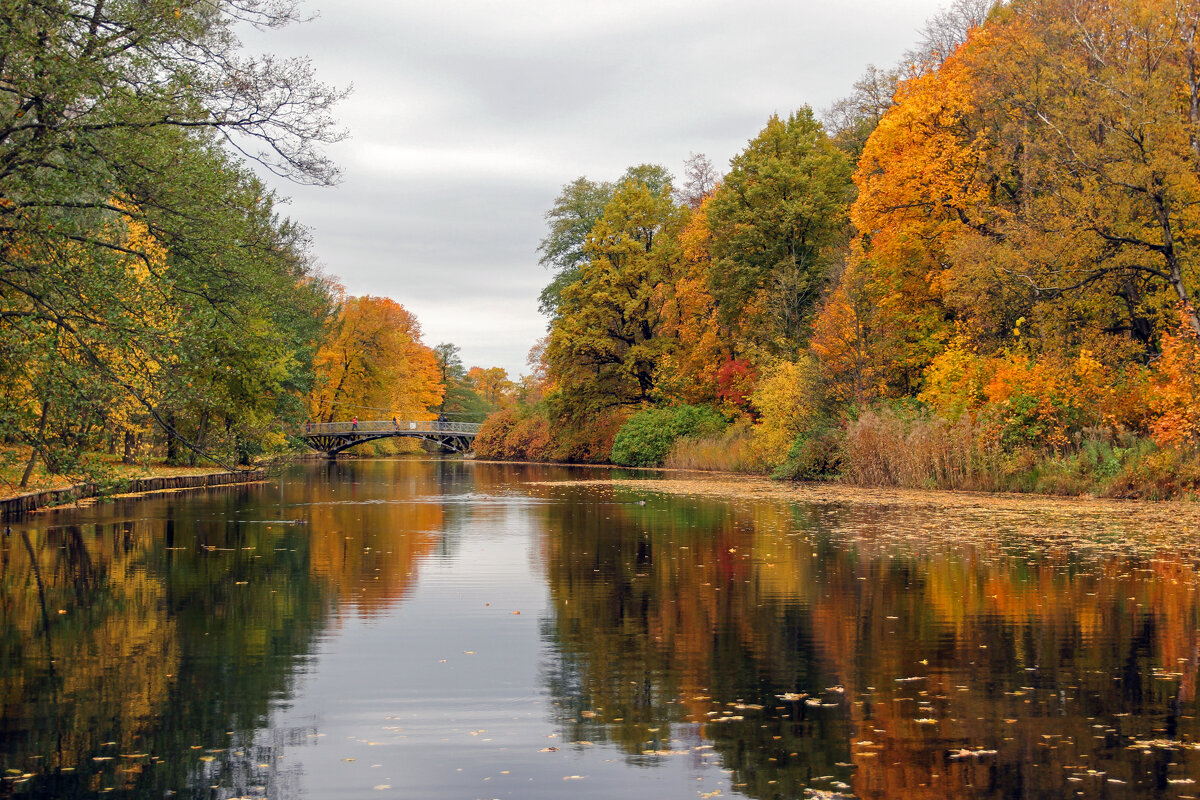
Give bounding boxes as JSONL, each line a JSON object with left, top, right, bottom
{"left": 706, "top": 110, "right": 854, "bottom": 357}
{"left": 432, "top": 342, "right": 489, "bottom": 419}
{"left": 537, "top": 177, "right": 614, "bottom": 316}
{"left": 0, "top": 0, "right": 345, "bottom": 478}
{"left": 544, "top": 169, "right": 684, "bottom": 413}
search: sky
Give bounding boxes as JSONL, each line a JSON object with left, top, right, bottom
{"left": 243, "top": 0, "right": 951, "bottom": 379}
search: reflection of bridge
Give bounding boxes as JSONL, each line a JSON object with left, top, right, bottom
{"left": 299, "top": 420, "right": 482, "bottom": 458}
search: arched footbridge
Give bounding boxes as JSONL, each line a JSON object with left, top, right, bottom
{"left": 299, "top": 420, "right": 482, "bottom": 458}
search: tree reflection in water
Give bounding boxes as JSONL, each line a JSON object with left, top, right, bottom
{"left": 535, "top": 483, "right": 1200, "bottom": 799}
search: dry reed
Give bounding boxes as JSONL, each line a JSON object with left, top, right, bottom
{"left": 843, "top": 408, "right": 1002, "bottom": 491}
{"left": 665, "top": 423, "right": 766, "bottom": 473}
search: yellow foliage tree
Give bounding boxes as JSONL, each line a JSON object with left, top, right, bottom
{"left": 749, "top": 357, "right": 824, "bottom": 468}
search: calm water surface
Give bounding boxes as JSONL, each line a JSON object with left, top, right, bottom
{"left": 3, "top": 459, "right": 1200, "bottom": 799}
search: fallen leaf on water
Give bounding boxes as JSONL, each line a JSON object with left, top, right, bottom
{"left": 949, "top": 749, "right": 997, "bottom": 759}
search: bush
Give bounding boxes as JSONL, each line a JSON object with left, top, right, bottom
{"left": 749, "top": 357, "right": 825, "bottom": 469}
{"left": 611, "top": 405, "right": 726, "bottom": 467}
{"left": 474, "top": 408, "right": 520, "bottom": 459}
{"left": 476, "top": 405, "right": 625, "bottom": 463}
{"left": 1103, "top": 440, "right": 1200, "bottom": 499}
{"left": 475, "top": 407, "right": 553, "bottom": 460}
{"left": 773, "top": 423, "right": 845, "bottom": 481}
{"left": 549, "top": 408, "right": 628, "bottom": 463}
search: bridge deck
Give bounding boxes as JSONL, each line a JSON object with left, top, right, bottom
{"left": 302, "top": 420, "right": 481, "bottom": 436}
{"left": 298, "top": 419, "right": 482, "bottom": 457}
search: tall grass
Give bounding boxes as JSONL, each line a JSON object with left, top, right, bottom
{"left": 664, "top": 421, "right": 766, "bottom": 473}
{"left": 841, "top": 407, "right": 1200, "bottom": 497}
{"left": 842, "top": 407, "right": 1003, "bottom": 491}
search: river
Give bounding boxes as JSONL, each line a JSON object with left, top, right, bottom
{"left": 3, "top": 458, "right": 1200, "bottom": 799}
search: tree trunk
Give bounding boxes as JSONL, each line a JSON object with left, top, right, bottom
{"left": 19, "top": 401, "right": 50, "bottom": 489}
{"left": 188, "top": 412, "right": 209, "bottom": 467}
{"left": 166, "top": 413, "right": 179, "bottom": 464}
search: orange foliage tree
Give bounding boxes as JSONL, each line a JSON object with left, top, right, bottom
{"left": 831, "top": 40, "right": 991, "bottom": 398}
{"left": 654, "top": 196, "right": 735, "bottom": 407}
{"left": 466, "top": 366, "right": 516, "bottom": 408}
{"left": 308, "top": 295, "right": 443, "bottom": 422}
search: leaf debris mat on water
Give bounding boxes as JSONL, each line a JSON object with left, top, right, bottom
{"left": 531, "top": 476, "right": 1200, "bottom": 558}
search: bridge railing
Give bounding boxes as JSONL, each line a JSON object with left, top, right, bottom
{"left": 301, "top": 420, "right": 482, "bottom": 436}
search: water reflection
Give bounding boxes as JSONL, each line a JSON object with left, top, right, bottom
{"left": 0, "top": 488, "right": 328, "bottom": 798}
{"left": 3, "top": 461, "right": 1200, "bottom": 799}
{"left": 535, "top": 484, "right": 1200, "bottom": 799}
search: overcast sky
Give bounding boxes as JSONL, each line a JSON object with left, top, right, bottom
{"left": 244, "top": 0, "right": 950, "bottom": 378}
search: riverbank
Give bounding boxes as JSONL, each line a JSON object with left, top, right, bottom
{"left": 0, "top": 465, "right": 265, "bottom": 519}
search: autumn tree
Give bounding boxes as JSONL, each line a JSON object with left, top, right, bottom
{"left": 706, "top": 110, "right": 854, "bottom": 358}
{"left": 466, "top": 366, "right": 516, "bottom": 408}
{"left": 309, "top": 296, "right": 442, "bottom": 422}
{"left": 962, "top": 0, "right": 1200, "bottom": 342}
{"left": 654, "top": 196, "right": 733, "bottom": 407}
{"left": 544, "top": 168, "right": 684, "bottom": 412}
{"left": 832, "top": 42, "right": 991, "bottom": 398}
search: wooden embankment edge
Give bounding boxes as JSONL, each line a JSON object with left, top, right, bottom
{"left": 0, "top": 470, "right": 266, "bottom": 521}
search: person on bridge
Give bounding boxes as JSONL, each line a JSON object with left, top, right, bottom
{"left": 351, "top": 415, "right": 358, "bottom": 431}
{"left": 393, "top": 416, "right": 399, "bottom": 429}
{"left": 305, "top": 421, "right": 311, "bottom": 434}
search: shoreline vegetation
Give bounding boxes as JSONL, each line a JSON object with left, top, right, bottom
{"left": 473, "top": 0, "right": 1200, "bottom": 503}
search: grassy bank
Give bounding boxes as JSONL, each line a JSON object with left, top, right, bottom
{"left": 0, "top": 448, "right": 236, "bottom": 502}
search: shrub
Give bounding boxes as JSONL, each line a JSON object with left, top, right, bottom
{"left": 611, "top": 405, "right": 726, "bottom": 467}
{"left": 474, "top": 408, "right": 520, "bottom": 459}
{"left": 550, "top": 408, "right": 628, "bottom": 463}
{"left": 749, "top": 357, "right": 825, "bottom": 469}
{"left": 476, "top": 407, "right": 553, "bottom": 461}
{"left": 1103, "top": 440, "right": 1200, "bottom": 499}
{"left": 773, "top": 423, "right": 845, "bottom": 481}
{"left": 477, "top": 405, "right": 625, "bottom": 463}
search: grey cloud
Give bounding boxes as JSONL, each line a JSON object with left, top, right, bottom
{"left": 241, "top": 0, "right": 950, "bottom": 377}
